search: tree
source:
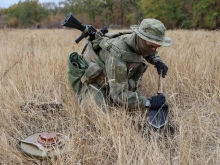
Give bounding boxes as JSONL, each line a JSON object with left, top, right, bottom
{"left": 7, "top": 0, "right": 48, "bottom": 27}
{"left": 139, "top": 0, "right": 188, "bottom": 29}
{"left": 0, "top": 9, "right": 8, "bottom": 28}
{"left": 3, "top": 0, "right": 219, "bottom": 29}
{"left": 191, "top": 0, "right": 220, "bottom": 29}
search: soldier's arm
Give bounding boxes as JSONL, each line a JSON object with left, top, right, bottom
{"left": 105, "top": 54, "right": 147, "bottom": 108}
{"left": 145, "top": 51, "right": 162, "bottom": 65}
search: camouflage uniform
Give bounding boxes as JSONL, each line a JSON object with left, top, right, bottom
{"left": 79, "top": 19, "right": 172, "bottom": 113}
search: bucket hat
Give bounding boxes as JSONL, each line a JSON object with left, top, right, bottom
{"left": 130, "top": 19, "right": 172, "bottom": 47}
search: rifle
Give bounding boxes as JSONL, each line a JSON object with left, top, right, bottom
{"left": 61, "top": 14, "right": 108, "bottom": 53}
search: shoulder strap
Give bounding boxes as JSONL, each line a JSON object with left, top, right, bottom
{"left": 105, "top": 30, "right": 133, "bottom": 38}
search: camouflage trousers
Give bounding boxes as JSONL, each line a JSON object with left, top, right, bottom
{"left": 78, "top": 83, "right": 150, "bottom": 130}
{"left": 79, "top": 83, "right": 108, "bottom": 113}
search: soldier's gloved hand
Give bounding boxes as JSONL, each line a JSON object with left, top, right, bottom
{"left": 147, "top": 94, "right": 166, "bottom": 109}
{"left": 155, "top": 61, "right": 168, "bottom": 78}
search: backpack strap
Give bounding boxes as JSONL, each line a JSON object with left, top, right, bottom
{"left": 105, "top": 30, "right": 133, "bottom": 38}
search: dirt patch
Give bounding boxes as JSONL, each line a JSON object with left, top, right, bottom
{"left": 20, "top": 102, "right": 64, "bottom": 117}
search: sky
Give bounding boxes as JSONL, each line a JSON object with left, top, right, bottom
{"left": 0, "top": 0, "right": 61, "bottom": 8}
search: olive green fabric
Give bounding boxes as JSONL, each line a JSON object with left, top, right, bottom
{"left": 95, "top": 33, "right": 159, "bottom": 108}
{"left": 130, "top": 19, "right": 172, "bottom": 47}
{"left": 80, "top": 42, "right": 106, "bottom": 84}
{"left": 83, "top": 42, "right": 105, "bottom": 70}
{"left": 82, "top": 62, "right": 103, "bottom": 83}
{"left": 79, "top": 83, "right": 108, "bottom": 113}
{"left": 98, "top": 51, "right": 147, "bottom": 108}
{"left": 68, "top": 52, "right": 88, "bottom": 94}
{"left": 78, "top": 32, "right": 164, "bottom": 110}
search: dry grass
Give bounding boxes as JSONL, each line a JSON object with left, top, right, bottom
{"left": 0, "top": 28, "right": 219, "bottom": 165}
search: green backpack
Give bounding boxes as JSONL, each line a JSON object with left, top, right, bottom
{"left": 68, "top": 52, "right": 88, "bottom": 94}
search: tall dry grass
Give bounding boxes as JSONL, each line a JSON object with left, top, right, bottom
{"left": 0, "top": 28, "right": 219, "bottom": 165}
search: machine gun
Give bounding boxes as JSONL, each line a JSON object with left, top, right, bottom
{"left": 61, "top": 13, "right": 108, "bottom": 47}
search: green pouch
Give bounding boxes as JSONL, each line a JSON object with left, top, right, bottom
{"left": 68, "top": 52, "right": 88, "bottom": 94}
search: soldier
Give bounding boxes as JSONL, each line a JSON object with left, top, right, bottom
{"left": 79, "top": 18, "right": 172, "bottom": 113}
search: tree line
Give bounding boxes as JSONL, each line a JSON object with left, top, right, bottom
{"left": 0, "top": 0, "right": 219, "bottom": 29}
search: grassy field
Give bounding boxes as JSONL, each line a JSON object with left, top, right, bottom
{"left": 0, "top": 29, "right": 219, "bottom": 165}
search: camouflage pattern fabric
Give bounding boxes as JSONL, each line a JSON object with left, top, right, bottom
{"left": 79, "top": 32, "right": 163, "bottom": 111}
{"left": 97, "top": 33, "right": 155, "bottom": 108}
{"left": 79, "top": 83, "right": 108, "bottom": 113}
{"left": 78, "top": 18, "right": 172, "bottom": 113}
{"left": 130, "top": 18, "right": 172, "bottom": 47}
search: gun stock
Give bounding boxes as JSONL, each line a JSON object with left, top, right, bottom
{"left": 61, "top": 13, "right": 108, "bottom": 44}
{"left": 61, "top": 13, "right": 86, "bottom": 32}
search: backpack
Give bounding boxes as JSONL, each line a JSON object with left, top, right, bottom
{"left": 68, "top": 52, "right": 88, "bottom": 94}
{"left": 68, "top": 44, "right": 104, "bottom": 94}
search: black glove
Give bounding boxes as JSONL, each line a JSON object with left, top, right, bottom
{"left": 148, "top": 93, "right": 166, "bottom": 109}
{"left": 162, "top": 103, "right": 169, "bottom": 110}
{"left": 155, "top": 61, "right": 168, "bottom": 78}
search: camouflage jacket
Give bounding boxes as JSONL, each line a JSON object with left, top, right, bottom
{"left": 91, "top": 33, "right": 162, "bottom": 108}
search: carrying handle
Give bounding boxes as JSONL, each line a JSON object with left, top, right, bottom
{"left": 158, "top": 74, "right": 163, "bottom": 94}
